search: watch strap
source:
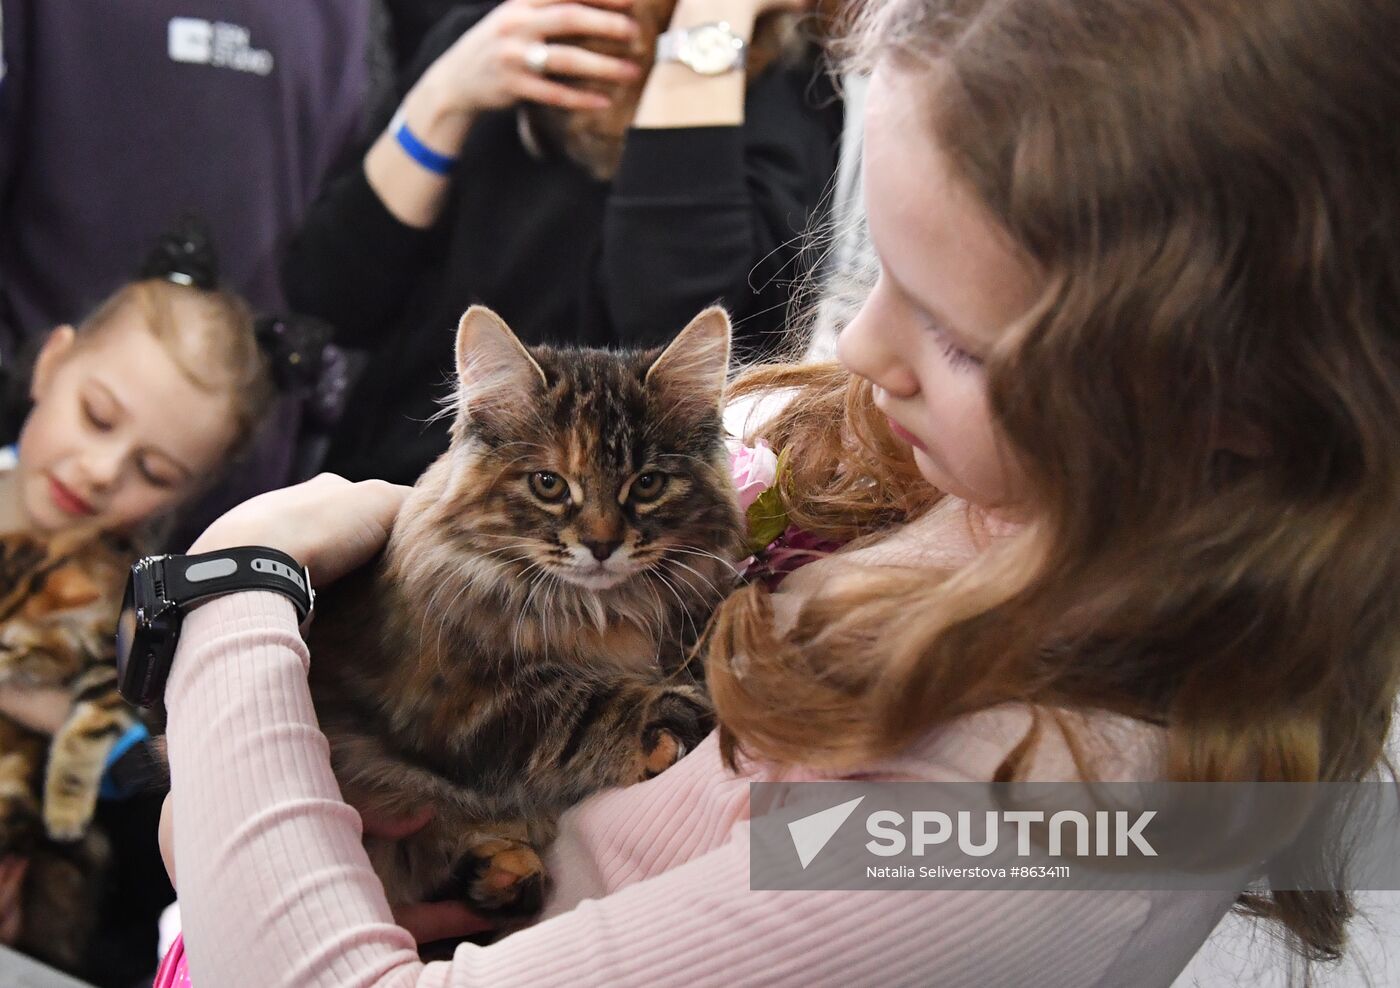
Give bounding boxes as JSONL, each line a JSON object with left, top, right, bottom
{"left": 159, "top": 547, "right": 313, "bottom": 622}
{"left": 657, "top": 28, "right": 683, "bottom": 64}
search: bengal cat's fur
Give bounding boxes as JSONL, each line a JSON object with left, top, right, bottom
{"left": 0, "top": 529, "right": 142, "bottom": 969}
{"left": 308, "top": 306, "right": 743, "bottom": 915}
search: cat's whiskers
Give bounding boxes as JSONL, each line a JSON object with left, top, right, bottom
{"left": 647, "top": 567, "right": 700, "bottom": 647}
{"left": 662, "top": 544, "right": 743, "bottom": 578}
{"left": 638, "top": 573, "right": 674, "bottom": 644}
{"left": 511, "top": 564, "right": 553, "bottom": 662}
{"left": 659, "top": 556, "right": 727, "bottom": 601}
{"left": 421, "top": 544, "right": 534, "bottom": 672}
{"left": 430, "top": 556, "right": 507, "bottom": 674}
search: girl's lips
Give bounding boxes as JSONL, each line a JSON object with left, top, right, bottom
{"left": 48, "top": 475, "right": 96, "bottom": 516}
{"left": 886, "top": 417, "right": 929, "bottom": 453}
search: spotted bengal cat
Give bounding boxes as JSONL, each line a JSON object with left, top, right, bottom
{"left": 308, "top": 305, "right": 744, "bottom": 919}
{"left": 0, "top": 528, "right": 143, "bottom": 969}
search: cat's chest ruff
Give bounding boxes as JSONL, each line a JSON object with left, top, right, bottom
{"left": 572, "top": 619, "right": 659, "bottom": 672}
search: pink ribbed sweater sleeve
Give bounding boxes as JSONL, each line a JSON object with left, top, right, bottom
{"left": 165, "top": 592, "right": 1178, "bottom": 988}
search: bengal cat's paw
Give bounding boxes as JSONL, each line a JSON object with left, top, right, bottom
{"left": 446, "top": 838, "right": 546, "bottom": 917}
{"left": 639, "top": 687, "right": 715, "bottom": 780}
{"left": 42, "top": 797, "right": 96, "bottom": 843}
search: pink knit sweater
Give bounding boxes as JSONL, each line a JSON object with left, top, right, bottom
{"left": 165, "top": 592, "right": 1242, "bottom": 987}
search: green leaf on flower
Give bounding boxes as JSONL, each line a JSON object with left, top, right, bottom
{"left": 747, "top": 486, "right": 789, "bottom": 555}
{"left": 745, "top": 445, "right": 791, "bottom": 555}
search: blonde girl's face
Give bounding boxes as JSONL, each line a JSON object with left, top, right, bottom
{"left": 837, "top": 64, "right": 1042, "bottom": 513}
{"left": 13, "top": 305, "right": 240, "bottom": 536}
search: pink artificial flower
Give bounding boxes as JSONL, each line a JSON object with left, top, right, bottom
{"left": 726, "top": 438, "right": 779, "bottom": 512}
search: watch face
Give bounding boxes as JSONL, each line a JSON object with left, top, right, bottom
{"left": 684, "top": 25, "right": 742, "bottom": 75}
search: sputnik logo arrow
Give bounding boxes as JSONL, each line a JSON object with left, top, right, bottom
{"left": 787, "top": 796, "right": 866, "bottom": 868}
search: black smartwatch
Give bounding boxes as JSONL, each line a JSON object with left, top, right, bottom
{"left": 116, "top": 547, "right": 314, "bottom": 707}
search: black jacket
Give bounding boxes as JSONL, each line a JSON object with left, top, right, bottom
{"left": 283, "top": 4, "right": 843, "bottom": 484}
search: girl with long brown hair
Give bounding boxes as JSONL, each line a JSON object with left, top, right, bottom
{"left": 153, "top": 0, "right": 1399, "bottom": 984}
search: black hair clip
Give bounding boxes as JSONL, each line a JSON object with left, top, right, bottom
{"left": 138, "top": 218, "right": 220, "bottom": 291}
{"left": 254, "top": 314, "right": 332, "bottom": 396}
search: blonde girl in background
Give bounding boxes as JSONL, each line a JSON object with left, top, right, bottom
{"left": 156, "top": 0, "right": 1400, "bottom": 984}
{"left": 0, "top": 246, "right": 273, "bottom": 979}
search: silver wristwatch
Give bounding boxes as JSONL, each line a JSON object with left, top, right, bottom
{"left": 655, "top": 21, "right": 747, "bottom": 76}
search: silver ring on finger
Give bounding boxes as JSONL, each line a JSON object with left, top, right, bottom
{"left": 524, "top": 41, "right": 551, "bottom": 75}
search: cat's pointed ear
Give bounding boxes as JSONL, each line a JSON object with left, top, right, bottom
{"left": 454, "top": 306, "right": 546, "bottom": 417}
{"left": 644, "top": 306, "right": 731, "bottom": 411}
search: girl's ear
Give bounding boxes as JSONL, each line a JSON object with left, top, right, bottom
{"left": 30, "top": 326, "right": 78, "bottom": 402}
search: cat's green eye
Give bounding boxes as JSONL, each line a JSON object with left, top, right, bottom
{"left": 630, "top": 472, "right": 668, "bottom": 503}
{"left": 529, "top": 471, "right": 569, "bottom": 503}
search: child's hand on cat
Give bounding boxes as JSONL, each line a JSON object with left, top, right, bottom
{"left": 189, "top": 474, "right": 412, "bottom": 586}
{"left": 420, "top": 0, "right": 643, "bottom": 117}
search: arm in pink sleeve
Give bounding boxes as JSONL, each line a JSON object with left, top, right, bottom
{"left": 164, "top": 593, "right": 1158, "bottom": 988}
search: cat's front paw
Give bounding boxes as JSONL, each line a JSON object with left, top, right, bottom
{"left": 42, "top": 797, "right": 95, "bottom": 843}
{"left": 639, "top": 687, "right": 714, "bottom": 780}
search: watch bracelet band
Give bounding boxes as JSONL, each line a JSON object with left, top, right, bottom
{"left": 159, "top": 546, "right": 313, "bottom": 621}
{"left": 656, "top": 28, "right": 683, "bottom": 63}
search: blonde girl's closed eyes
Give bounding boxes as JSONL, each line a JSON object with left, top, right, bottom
{"left": 78, "top": 381, "right": 187, "bottom": 489}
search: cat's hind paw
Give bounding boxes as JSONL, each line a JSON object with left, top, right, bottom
{"left": 444, "top": 837, "right": 546, "bottom": 917}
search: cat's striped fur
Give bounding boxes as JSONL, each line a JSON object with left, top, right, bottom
{"left": 308, "top": 307, "right": 744, "bottom": 914}
{"left": 0, "top": 529, "right": 141, "bottom": 969}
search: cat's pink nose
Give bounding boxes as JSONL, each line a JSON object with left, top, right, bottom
{"left": 581, "top": 538, "right": 621, "bottom": 562}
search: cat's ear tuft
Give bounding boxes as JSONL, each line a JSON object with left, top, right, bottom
{"left": 644, "top": 307, "right": 731, "bottom": 411}
{"left": 455, "top": 306, "right": 547, "bottom": 417}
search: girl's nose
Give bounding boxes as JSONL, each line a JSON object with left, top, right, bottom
{"left": 836, "top": 297, "right": 921, "bottom": 400}
{"left": 77, "top": 442, "right": 127, "bottom": 492}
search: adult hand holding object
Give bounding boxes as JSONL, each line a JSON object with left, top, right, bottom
{"left": 632, "top": 0, "right": 815, "bottom": 129}
{"left": 366, "top": 0, "right": 644, "bottom": 228}
{"left": 418, "top": 0, "right": 644, "bottom": 117}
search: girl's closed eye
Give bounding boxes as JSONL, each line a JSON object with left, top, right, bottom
{"left": 81, "top": 396, "right": 115, "bottom": 431}
{"left": 137, "top": 456, "right": 180, "bottom": 489}
{"left": 924, "top": 319, "right": 984, "bottom": 372}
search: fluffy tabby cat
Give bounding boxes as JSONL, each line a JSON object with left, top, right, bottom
{"left": 0, "top": 529, "right": 142, "bottom": 969}
{"left": 308, "top": 305, "right": 744, "bottom": 915}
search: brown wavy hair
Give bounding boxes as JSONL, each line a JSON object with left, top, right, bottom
{"left": 706, "top": 0, "right": 1400, "bottom": 962}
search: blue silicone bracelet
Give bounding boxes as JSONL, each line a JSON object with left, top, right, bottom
{"left": 100, "top": 721, "right": 151, "bottom": 800}
{"left": 394, "top": 119, "right": 458, "bottom": 176}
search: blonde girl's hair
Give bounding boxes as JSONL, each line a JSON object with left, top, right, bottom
{"left": 706, "top": 0, "right": 1400, "bottom": 962}
{"left": 77, "top": 278, "right": 273, "bottom": 458}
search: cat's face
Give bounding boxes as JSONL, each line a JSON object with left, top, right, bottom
{"left": 439, "top": 308, "right": 741, "bottom": 595}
